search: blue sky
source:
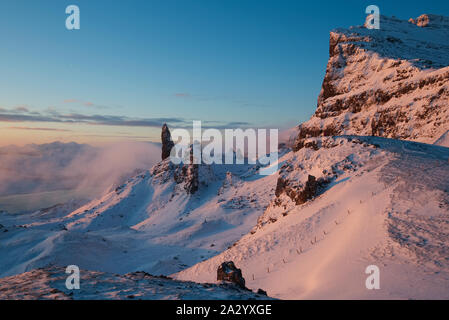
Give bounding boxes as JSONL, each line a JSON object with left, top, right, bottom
{"left": 1, "top": 0, "right": 449, "bottom": 145}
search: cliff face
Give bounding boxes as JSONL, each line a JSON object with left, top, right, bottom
{"left": 294, "top": 14, "right": 449, "bottom": 151}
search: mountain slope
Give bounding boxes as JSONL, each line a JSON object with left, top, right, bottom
{"left": 0, "top": 156, "right": 278, "bottom": 278}
{"left": 0, "top": 266, "right": 272, "bottom": 300}
{"left": 1, "top": 14, "right": 448, "bottom": 300}
{"left": 175, "top": 15, "right": 449, "bottom": 299}
{"left": 175, "top": 136, "right": 449, "bottom": 299}
{"left": 293, "top": 14, "right": 449, "bottom": 150}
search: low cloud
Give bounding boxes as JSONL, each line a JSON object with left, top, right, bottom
{"left": 0, "top": 141, "right": 162, "bottom": 212}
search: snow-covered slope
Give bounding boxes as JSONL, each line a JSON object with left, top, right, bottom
{"left": 0, "top": 266, "right": 272, "bottom": 300}
{"left": 292, "top": 14, "right": 449, "bottom": 150}
{"left": 1, "top": 14, "right": 448, "bottom": 300}
{"left": 175, "top": 136, "right": 449, "bottom": 299}
{"left": 0, "top": 156, "right": 279, "bottom": 278}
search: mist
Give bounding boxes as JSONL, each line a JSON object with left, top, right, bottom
{"left": 0, "top": 141, "right": 161, "bottom": 213}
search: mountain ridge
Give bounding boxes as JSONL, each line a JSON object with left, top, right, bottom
{"left": 292, "top": 14, "right": 449, "bottom": 151}
{"left": 1, "top": 14, "right": 448, "bottom": 300}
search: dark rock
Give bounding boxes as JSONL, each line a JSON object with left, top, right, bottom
{"left": 161, "top": 123, "right": 175, "bottom": 161}
{"left": 274, "top": 177, "right": 288, "bottom": 198}
{"left": 300, "top": 175, "right": 318, "bottom": 204}
{"left": 274, "top": 175, "right": 319, "bottom": 205}
{"left": 257, "top": 289, "right": 267, "bottom": 296}
{"left": 173, "top": 144, "right": 199, "bottom": 194}
{"left": 217, "top": 261, "right": 246, "bottom": 289}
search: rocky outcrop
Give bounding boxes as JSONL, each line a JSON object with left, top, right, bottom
{"left": 173, "top": 145, "right": 200, "bottom": 194}
{"left": 409, "top": 14, "right": 449, "bottom": 28}
{"left": 174, "top": 162, "right": 199, "bottom": 195}
{"left": 217, "top": 261, "right": 246, "bottom": 289}
{"left": 161, "top": 124, "right": 175, "bottom": 160}
{"left": 159, "top": 125, "right": 200, "bottom": 194}
{"left": 274, "top": 175, "right": 318, "bottom": 205}
{"left": 254, "top": 137, "right": 380, "bottom": 232}
{"left": 293, "top": 14, "right": 449, "bottom": 151}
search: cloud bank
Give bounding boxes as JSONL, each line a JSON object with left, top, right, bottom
{"left": 0, "top": 141, "right": 162, "bottom": 213}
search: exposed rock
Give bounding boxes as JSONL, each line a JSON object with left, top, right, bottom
{"left": 217, "top": 261, "right": 246, "bottom": 289}
{"left": 293, "top": 15, "right": 449, "bottom": 151}
{"left": 0, "top": 224, "right": 8, "bottom": 233}
{"left": 275, "top": 175, "right": 318, "bottom": 206}
{"left": 173, "top": 144, "right": 199, "bottom": 194}
{"left": 257, "top": 289, "right": 268, "bottom": 296}
{"left": 184, "top": 164, "right": 199, "bottom": 194}
{"left": 161, "top": 124, "right": 175, "bottom": 161}
{"left": 409, "top": 14, "right": 449, "bottom": 28}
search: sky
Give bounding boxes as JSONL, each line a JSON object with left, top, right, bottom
{"left": 1, "top": 0, "right": 449, "bottom": 146}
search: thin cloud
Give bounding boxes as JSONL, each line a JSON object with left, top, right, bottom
{"left": 63, "top": 99, "right": 80, "bottom": 104}
{"left": 14, "top": 106, "right": 30, "bottom": 113}
{"left": 174, "top": 93, "right": 191, "bottom": 98}
{"left": 64, "top": 99, "right": 110, "bottom": 109}
{"left": 0, "top": 107, "right": 186, "bottom": 128}
{"left": 0, "top": 107, "right": 254, "bottom": 130}
{"left": 8, "top": 126, "right": 72, "bottom": 132}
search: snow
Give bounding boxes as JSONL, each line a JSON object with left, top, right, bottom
{"left": 174, "top": 137, "right": 449, "bottom": 299}
{"left": 1, "top": 14, "right": 448, "bottom": 300}
{"left": 0, "top": 266, "right": 272, "bottom": 300}
{"left": 293, "top": 15, "right": 449, "bottom": 150}
{"left": 0, "top": 158, "right": 278, "bottom": 279}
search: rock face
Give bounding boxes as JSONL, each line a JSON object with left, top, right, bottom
{"left": 173, "top": 145, "right": 200, "bottom": 194}
{"left": 217, "top": 261, "right": 246, "bottom": 289}
{"left": 275, "top": 175, "right": 318, "bottom": 205}
{"left": 409, "top": 14, "right": 449, "bottom": 28}
{"left": 293, "top": 14, "right": 449, "bottom": 151}
{"left": 161, "top": 124, "right": 175, "bottom": 160}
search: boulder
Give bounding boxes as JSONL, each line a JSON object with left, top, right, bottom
{"left": 217, "top": 261, "right": 246, "bottom": 289}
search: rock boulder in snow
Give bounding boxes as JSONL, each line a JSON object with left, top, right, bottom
{"left": 275, "top": 174, "right": 319, "bottom": 205}
{"left": 217, "top": 261, "right": 246, "bottom": 289}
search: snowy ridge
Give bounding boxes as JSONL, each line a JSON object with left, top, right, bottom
{"left": 1, "top": 14, "right": 449, "bottom": 300}
{"left": 175, "top": 137, "right": 449, "bottom": 299}
{"left": 293, "top": 14, "right": 449, "bottom": 150}
{"left": 0, "top": 157, "right": 278, "bottom": 278}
